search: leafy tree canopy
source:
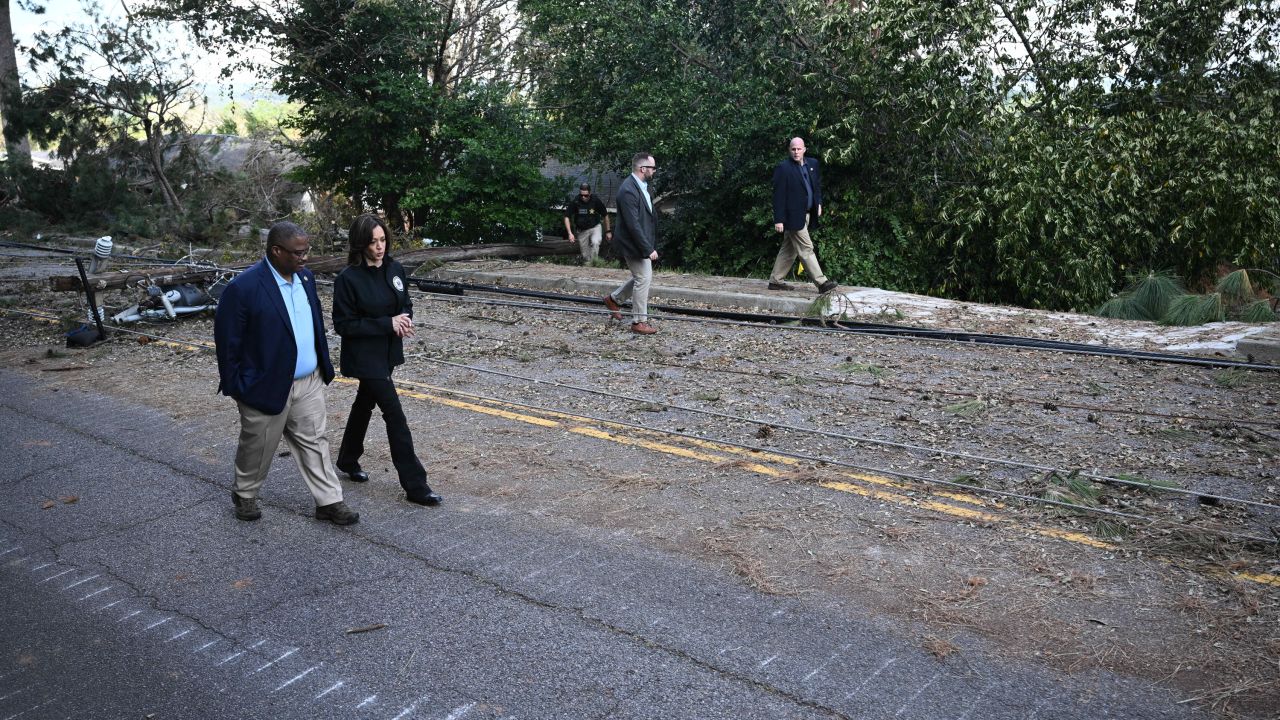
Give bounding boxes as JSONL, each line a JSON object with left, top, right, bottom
{"left": 521, "top": 0, "right": 1280, "bottom": 310}
{"left": 145, "top": 0, "right": 565, "bottom": 241}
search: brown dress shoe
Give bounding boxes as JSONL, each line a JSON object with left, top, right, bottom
{"left": 631, "top": 321, "right": 657, "bottom": 335}
{"left": 818, "top": 280, "right": 839, "bottom": 293}
{"left": 602, "top": 294, "right": 623, "bottom": 320}
{"left": 767, "top": 281, "right": 795, "bottom": 291}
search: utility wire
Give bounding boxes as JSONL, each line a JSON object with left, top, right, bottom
{"left": 396, "top": 376, "right": 1278, "bottom": 546}
{"left": 413, "top": 354, "right": 1280, "bottom": 513}
{"left": 4, "top": 305, "right": 1274, "bottom": 545}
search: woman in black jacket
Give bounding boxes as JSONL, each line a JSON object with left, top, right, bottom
{"left": 332, "top": 214, "right": 441, "bottom": 506}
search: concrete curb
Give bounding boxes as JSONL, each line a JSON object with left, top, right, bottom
{"left": 1236, "top": 333, "right": 1280, "bottom": 365}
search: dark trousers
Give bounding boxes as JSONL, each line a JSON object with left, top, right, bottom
{"left": 337, "top": 377, "right": 429, "bottom": 496}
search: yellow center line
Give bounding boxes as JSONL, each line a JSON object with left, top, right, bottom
{"left": 233, "top": 367, "right": 1280, "bottom": 586}
{"left": 389, "top": 379, "right": 1115, "bottom": 547}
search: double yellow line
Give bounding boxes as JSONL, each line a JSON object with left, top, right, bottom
{"left": 339, "top": 377, "right": 1280, "bottom": 588}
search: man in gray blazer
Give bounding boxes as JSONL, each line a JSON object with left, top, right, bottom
{"left": 603, "top": 152, "right": 660, "bottom": 334}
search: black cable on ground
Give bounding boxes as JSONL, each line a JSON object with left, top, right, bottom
{"left": 435, "top": 280, "right": 1279, "bottom": 372}
{"left": 3, "top": 305, "right": 1275, "bottom": 546}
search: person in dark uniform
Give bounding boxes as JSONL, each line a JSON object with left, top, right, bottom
{"left": 563, "top": 183, "right": 612, "bottom": 264}
{"left": 332, "top": 214, "right": 442, "bottom": 506}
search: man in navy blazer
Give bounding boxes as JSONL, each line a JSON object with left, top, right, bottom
{"left": 603, "top": 151, "right": 660, "bottom": 334}
{"left": 769, "top": 137, "right": 838, "bottom": 294}
{"left": 214, "top": 222, "right": 358, "bottom": 526}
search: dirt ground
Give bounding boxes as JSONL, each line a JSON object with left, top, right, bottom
{"left": 2, "top": 254, "right": 1278, "bottom": 718}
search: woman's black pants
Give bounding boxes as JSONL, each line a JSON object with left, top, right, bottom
{"left": 336, "top": 376, "right": 429, "bottom": 496}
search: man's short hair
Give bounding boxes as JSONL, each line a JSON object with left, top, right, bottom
{"left": 579, "top": 183, "right": 591, "bottom": 191}
{"left": 266, "top": 221, "right": 307, "bottom": 251}
{"left": 631, "top": 152, "right": 653, "bottom": 169}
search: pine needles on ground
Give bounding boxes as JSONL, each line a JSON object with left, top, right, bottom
{"left": 1095, "top": 267, "right": 1276, "bottom": 325}
{"left": 1162, "top": 293, "right": 1225, "bottom": 326}
{"left": 1240, "top": 299, "right": 1279, "bottom": 323}
{"left": 944, "top": 399, "right": 987, "bottom": 417}
{"left": 1039, "top": 470, "right": 1101, "bottom": 510}
{"left": 1096, "top": 269, "right": 1183, "bottom": 320}
{"left": 1216, "top": 269, "right": 1255, "bottom": 304}
{"left": 1128, "top": 269, "right": 1184, "bottom": 319}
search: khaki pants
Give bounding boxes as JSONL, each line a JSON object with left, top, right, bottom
{"left": 769, "top": 213, "right": 828, "bottom": 286}
{"left": 576, "top": 224, "right": 603, "bottom": 264}
{"left": 610, "top": 257, "right": 653, "bottom": 323}
{"left": 232, "top": 371, "right": 344, "bottom": 506}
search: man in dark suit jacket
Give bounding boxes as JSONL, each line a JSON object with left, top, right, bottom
{"left": 214, "top": 221, "right": 358, "bottom": 525}
{"left": 770, "top": 137, "right": 838, "bottom": 294}
{"left": 603, "top": 152, "right": 660, "bottom": 334}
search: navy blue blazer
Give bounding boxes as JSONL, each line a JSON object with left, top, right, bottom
{"left": 214, "top": 258, "right": 335, "bottom": 415}
{"left": 772, "top": 156, "right": 823, "bottom": 232}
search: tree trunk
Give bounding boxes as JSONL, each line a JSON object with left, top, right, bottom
{"left": 143, "top": 119, "right": 180, "bottom": 210}
{"left": 383, "top": 191, "right": 407, "bottom": 232}
{"left": 0, "top": 0, "right": 32, "bottom": 168}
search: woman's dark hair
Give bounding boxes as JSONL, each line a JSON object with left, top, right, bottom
{"left": 346, "top": 213, "right": 391, "bottom": 266}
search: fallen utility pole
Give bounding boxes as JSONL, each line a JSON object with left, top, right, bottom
{"left": 303, "top": 239, "right": 579, "bottom": 273}
{"left": 50, "top": 265, "right": 232, "bottom": 292}
{"left": 51, "top": 239, "right": 579, "bottom": 290}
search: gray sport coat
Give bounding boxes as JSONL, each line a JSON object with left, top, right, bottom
{"left": 612, "top": 173, "right": 656, "bottom": 260}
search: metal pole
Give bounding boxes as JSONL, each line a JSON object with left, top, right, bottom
{"left": 74, "top": 257, "right": 108, "bottom": 342}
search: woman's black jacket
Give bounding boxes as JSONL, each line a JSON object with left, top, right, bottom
{"left": 332, "top": 257, "right": 412, "bottom": 379}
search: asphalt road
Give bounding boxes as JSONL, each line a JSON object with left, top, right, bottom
{"left": 0, "top": 368, "right": 1203, "bottom": 720}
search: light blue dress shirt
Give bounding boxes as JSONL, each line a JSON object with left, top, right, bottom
{"left": 267, "top": 261, "right": 318, "bottom": 380}
{"left": 637, "top": 175, "right": 653, "bottom": 212}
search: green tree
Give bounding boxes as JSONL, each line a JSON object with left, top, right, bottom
{"left": 521, "top": 0, "right": 812, "bottom": 272}
{"left": 523, "top": 0, "right": 1280, "bottom": 310}
{"left": 147, "top": 0, "right": 563, "bottom": 241}
{"left": 21, "top": 0, "right": 203, "bottom": 212}
{"left": 0, "top": 0, "right": 34, "bottom": 167}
